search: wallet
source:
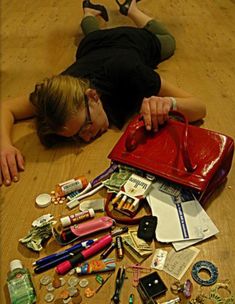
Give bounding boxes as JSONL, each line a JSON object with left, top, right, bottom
{"left": 137, "top": 216, "right": 157, "bottom": 242}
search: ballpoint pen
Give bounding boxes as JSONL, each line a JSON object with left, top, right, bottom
{"left": 34, "top": 247, "right": 84, "bottom": 274}
{"left": 56, "top": 234, "right": 113, "bottom": 275}
{"left": 32, "top": 239, "right": 96, "bottom": 267}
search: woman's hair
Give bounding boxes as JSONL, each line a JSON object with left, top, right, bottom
{"left": 29, "top": 75, "right": 90, "bottom": 147}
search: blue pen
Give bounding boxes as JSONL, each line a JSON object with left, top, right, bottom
{"left": 32, "top": 239, "right": 96, "bottom": 267}
{"left": 34, "top": 246, "right": 87, "bottom": 274}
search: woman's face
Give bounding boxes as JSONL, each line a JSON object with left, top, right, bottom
{"left": 57, "top": 96, "right": 109, "bottom": 142}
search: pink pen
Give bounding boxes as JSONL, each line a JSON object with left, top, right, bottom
{"left": 56, "top": 234, "right": 113, "bottom": 275}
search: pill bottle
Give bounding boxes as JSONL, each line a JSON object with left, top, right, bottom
{"left": 7, "top": 259, "right": 36, "bottom": 304}
{"left": 55, "top": 176, "right": 88, "bottom": 197}
{"left": 60, "top": 208, "right": 95, "bottom": 227}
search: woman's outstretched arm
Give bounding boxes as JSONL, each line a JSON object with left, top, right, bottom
{"left": 0, "top": 96, "right": 35, "bottom": 186}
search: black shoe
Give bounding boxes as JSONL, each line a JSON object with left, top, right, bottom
{"left": 82, "top": 0, "right": 109, "bottom": 22}
{"left": 115, "top": 0, "right": 141, "bottom": 16}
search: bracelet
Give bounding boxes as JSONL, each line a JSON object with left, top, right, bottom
{"left": 169, "top": 97, "right": 177, "bottom": 110}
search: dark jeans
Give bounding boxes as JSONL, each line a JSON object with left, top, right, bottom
{"left": 81, "top": 16, "right": 176, "bottom": 61}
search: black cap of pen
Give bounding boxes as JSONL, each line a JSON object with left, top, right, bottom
{"left": 100, "top": 242, "right": 116, "bottom": 259}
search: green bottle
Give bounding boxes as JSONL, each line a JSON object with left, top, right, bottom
{"left": 7, "top": 259, "right": 36, "bottom": 304}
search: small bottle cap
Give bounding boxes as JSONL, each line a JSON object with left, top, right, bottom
{"left": 10, "top": 259, "right": 23, "bottom": 272}
{"left": 35, "top": 193, "right": 51, "bottom": 208}
{"left": 60, "top": 216, "right": 71, "bottom": 227}
{"left": 88, "top": 208, "right": 95, "bottom": 217}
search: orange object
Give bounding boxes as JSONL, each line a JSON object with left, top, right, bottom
{"left": 55, "top": 176, "right": 88, "bottom": 197}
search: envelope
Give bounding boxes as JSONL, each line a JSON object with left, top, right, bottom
{"left": 172, "top": 201, "right": 219, "bottom": 251}
{"left": 147, "top": 181, "right": 204, "bottom": 243}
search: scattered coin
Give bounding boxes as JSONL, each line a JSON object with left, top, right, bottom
{"left": 44, "top": 293, "right": 54, "bottom": 303}
{"left": 40, "top": 275, "right": 52, "bottom": 286}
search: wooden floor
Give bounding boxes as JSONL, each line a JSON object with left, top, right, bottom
{"left": 1, "top": 0, "right": 235, "bottom": 303}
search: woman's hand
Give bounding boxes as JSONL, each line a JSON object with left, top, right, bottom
{"left": 140, "top": 96, "right": 172, "bottom": 131}
{"left": 0, "top": 143, "right": 25, "bottom": 186}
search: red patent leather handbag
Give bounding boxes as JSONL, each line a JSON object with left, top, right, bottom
{"left": 108, "top": 112, "right": 234, "bottom": 204}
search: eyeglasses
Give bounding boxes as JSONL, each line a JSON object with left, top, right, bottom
{"left": 76, "top": 94, "right": 92, "bottom": 138}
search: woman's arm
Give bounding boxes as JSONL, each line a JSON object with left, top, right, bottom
{"left": 0, "top": 96, "right": 35, "bottom": 186}
{"left": 140, "top": 76, "right": 206, "bottom": 131}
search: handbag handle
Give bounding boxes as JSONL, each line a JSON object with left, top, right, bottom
{"left": 125, "top": 111, "right": 197, "bottom": 172}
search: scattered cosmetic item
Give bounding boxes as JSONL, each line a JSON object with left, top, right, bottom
{"left": 55, "top": 176, "right": 88, "bottom": 197}
{"left": 75, "top": 258, "right": 116, "bottom": 275}
{"left": 7, "top": 260, "right": 36, "bottom": 304}
{"left": 60, "top": 209, "right": 95, "bottom": 228}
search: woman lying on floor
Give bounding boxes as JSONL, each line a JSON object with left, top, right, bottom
{"left": 0, "top": 0, "right": 206, "bottom": 186}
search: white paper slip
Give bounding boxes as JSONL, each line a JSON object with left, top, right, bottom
{"left": 163, "top": 246, "right": 200, "bottom": 280}
{"left": 172, "top": 202, "right": 219, "bottom": 251}
{"left": 147, "top": 181, "right": 203, "bottom": 242}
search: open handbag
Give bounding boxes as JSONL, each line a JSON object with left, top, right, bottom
{"left": 108, "top": 111, "right": 234, "bottom": 205}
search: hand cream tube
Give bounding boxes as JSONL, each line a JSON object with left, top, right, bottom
{"left": 75, "top": 258, "right": 116, "bottom": 275}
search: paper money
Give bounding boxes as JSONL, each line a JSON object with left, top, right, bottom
{"left": 103, "top": 171, "right": 132, "bottom": 192}
{"left": 129, "top": 230, "right": 152, "bottom": 252}
{"left": 19, "top": 214, "right": 56, "bottom": 251}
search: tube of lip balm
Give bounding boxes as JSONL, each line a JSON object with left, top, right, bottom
{"left": 75, "top": 258, "right": 116, "bottom": 275}
{"left": 60, "top": 209, "right": 95, "bottom": 227}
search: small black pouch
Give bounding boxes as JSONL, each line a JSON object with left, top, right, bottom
{"left": 137, "top": 271, "right": 167, "bottom": 303}
{"left": 137, "top": 216, "right": 157, "bottom": 242}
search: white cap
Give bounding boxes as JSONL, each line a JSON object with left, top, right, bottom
{"left": 35, "top": 193, "right": 51, "bottom": 208}
{"left": 10, "top": 259, "right": 23, "bottom": 272}
{"left": 60, "top": 216, "right": 71, "bottom": 228}
{"left": 88, "top": 208, "right": 95, "bottom": 217}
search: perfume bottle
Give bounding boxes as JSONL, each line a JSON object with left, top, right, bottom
{"left": 7, "top": 259, "right": 36, "bottom": 304}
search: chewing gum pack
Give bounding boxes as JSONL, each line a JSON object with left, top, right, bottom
{"left": 112, "top": 174, "right": 152, "bottom": 217}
